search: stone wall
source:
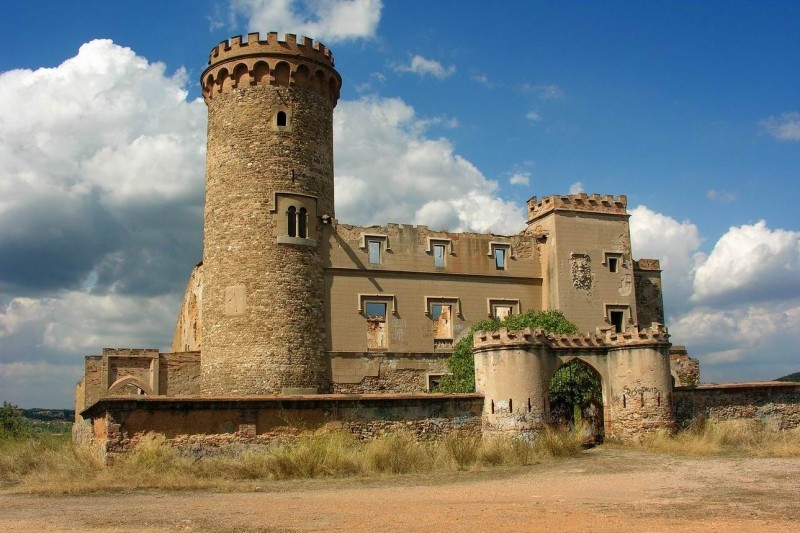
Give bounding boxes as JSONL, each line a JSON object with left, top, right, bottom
{"left": 669, "top": 346, "right": 700, "bottom": 387}
{"left": 674, "top": 382, "right": 800, "bottom": 430}
{"left": 633, "top": 259, "right": 664, "bottom": 327}
{"left": 330, "top": 352, "right": 450, "bottom": 393}
{"left": 79, "top": 394, "right": 483, "bottom": 463}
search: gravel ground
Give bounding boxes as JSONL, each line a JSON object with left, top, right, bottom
{"left": 2, "top": 447, "right": 799, "bottom": 533}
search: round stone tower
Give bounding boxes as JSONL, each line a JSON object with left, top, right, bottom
{"left": 200, "top": 32, "right": 341, "bottom": 395}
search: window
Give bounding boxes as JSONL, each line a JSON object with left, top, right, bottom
{"left": 605, "top": 306, "right": 629, "bottom": 333}
{"left": 276, "top": 110, "right": 287, "bottom": 127}
{"left": 604, "top": 252, "right": 623, "bottom": 273}
{"left": 493, "top": 305, "right": 513, "bottom": 321}
{"left": 433, "top": 243, "right": 445, "bottom": 268}
{"left": 488, "top": 298, "right": 519, "bottom": 319}
{"left": 286, "top": 206, "right": 309, "bottom": 239}
{"left": 427, "top": 373, "right": 447, "bottom": 391}
{"left": 430, "top": 303, "right": 453, "bottom": 339}
{"left": 365, "top": 301, "right": 388, "bottom": 350}
{"left": 368, "top": 240, "right": 381, "bottom": 264}
{"left": 298, "top": 207, "right": 307, "bottom": 238}
{"left": 287, "top": 206, "right": 297, "bottom": 237}
{"left": 494, "top": 247, "right": 506, "bottom": 270}
{"left": 488, "top": 242, "right": 511, "bottom": 270}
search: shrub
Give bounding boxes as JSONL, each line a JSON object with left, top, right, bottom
{"left": 0, "top": 402, "right": 32, "bottom": 440}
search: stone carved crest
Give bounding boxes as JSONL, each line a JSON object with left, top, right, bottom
{"left": 570, "top": 253, "right": 593, "bottom": 290}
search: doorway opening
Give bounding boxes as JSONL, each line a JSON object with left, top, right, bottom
{"left": 547, "top": 359, "right": 604, "bottom": 443}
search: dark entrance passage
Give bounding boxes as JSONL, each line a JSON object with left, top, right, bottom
{"left": 547, "top": 359, "right": 604, "bottom": 442}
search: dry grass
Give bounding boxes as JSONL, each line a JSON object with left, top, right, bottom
{"left": 634, "top": 419, "right": 800, "bottom": 457}
{"left": 1, "top": 426, "right": 586, "bottom": 494}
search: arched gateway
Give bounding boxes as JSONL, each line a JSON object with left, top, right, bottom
{"left": 473, "top": 323, "right": 674, "bottom": 441}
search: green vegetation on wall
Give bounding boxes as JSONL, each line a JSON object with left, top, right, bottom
{"left": 436, "top": 310, "right": 579, "bottom": 393}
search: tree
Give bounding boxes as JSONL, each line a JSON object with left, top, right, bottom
{"left": 436, "top": 310, "right": 578, "bottom": 393}
{"left": 0, "top": 401, "right": 31, "bottom": 440}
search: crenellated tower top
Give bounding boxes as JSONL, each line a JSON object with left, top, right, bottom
{"left": 526, "top": 193, "right": 628, "bottom": 222}
{"left": 201, "top": 32, "right": 341, "bottom": 107}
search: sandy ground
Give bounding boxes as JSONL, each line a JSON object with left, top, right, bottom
{"left": 2, "top": 447, "right": 799, "bottom": 533}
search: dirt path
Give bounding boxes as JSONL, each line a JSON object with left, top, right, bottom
{"left": 2, "top": 448, "right": 799, "bottom": 532}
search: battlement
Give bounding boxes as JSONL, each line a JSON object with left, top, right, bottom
{"left": 527, "top": 193, "right": 628, "bottom": 221}
{"left": 207, "top": 32, "right": 335, "bottom": 68}
{"left": 202, "top": 32, "right": 341, "bottom": 106}
{"left": 473, "top": 323, "right": 669, "bottom": 351}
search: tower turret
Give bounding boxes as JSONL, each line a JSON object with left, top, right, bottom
{"left": 200, "top": 32, "right": 341, "bottom": 395}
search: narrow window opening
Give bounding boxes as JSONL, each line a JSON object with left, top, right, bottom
{"left": 608, "top": 256, "right": 619, "bottom": 273}
{"left": 276, "top": 111, "right": 287, "bottom": 127}
{"left": 433, "top": 243, "right": 445, "bottom": 268}
{"left": 368, "top": 240, "right": 381, "bottom": 264}
{"left": 508, "top": 398, "right": 513, "bottom": 413}
{"left": 527, "top": 398, "right": 532, "bottom": 413}
{"left": 287, "top": 206, "right": 297, "bottom": 237}
{"left": 640, "top": 392, "right": 644, "bottom": 407}
{"left": 491, "top": 400, "right": 495, "bottom": 414}
{"left": 622, "top": 394, "right": 626, "bottom": 408}
{"left": 610, "top": 310, "right": 625, "bottom": 333}
{"left": 494, "top": 247, "right": 506, "bottom": 269}
{"left": 298, "top": 207, "right": 307, "bottom": 238}
{"left": 657, "top": 392, "right": 661, "bottom": 407}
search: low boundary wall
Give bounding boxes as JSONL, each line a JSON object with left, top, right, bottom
{"left": 674, "top": 382, "right": 800, "bottom": 429}
{"left": 77, "top": 393, "right": 483, "bottom": 463}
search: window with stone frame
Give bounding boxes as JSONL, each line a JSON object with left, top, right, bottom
{"left": 365, "top": 301, "right": 388, "bottom": 350}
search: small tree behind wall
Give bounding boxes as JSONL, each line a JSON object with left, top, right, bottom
{"left": 436, "top": 310, "right": 579, "bottom": 394}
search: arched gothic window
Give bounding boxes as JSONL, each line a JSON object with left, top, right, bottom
{"left": 298, "top": 207, "right": 308, "bottom": 238}
{"left": 287, "top": 206, "right": 297, "bottom": 237}
{"left": 277, "top": 111, "right": 287, "bottom": 127}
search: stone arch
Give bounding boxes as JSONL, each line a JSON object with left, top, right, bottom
{"left": 232, "top": 63, "right": 250, "bottom": 88}
{"left": 272, "top": 61, "right": 290, "bottom": 86}
{"left": 217, "top": 68, "right": 231, "bottom": 94}
{"left": 293, "top": 64, "right": 310, "bottom": 88}
{"left": 204, "top": 74, "right": 215, "bottom": 98}
{"left": 328, "top": 77, "right": 338, "bottom": 106}
{"left": 314, "top": 70, "right": 327, "bottom": 98}
{"left": 108, "top": 375, "right": 152, "bottom": 396}
{"left": 252, "top": 61, "right": 269, "bottom": 85}
{"left": 547, "top": 357, "right": 604, "bottom": 442}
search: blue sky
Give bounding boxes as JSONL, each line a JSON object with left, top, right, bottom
{"left": 1, "top": 1, "right": 798, "bottom": 407}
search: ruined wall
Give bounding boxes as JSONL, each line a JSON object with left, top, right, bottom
{"left": 171, "top": 263, "right": 203, "bottom": 353}
{"left": 526, "top": 194, "right": 638, "bottom": 333}
{"left": 669, "top": 346, "right": 700, "bottom": 387}
{"left": 79, "top": 395, "right": 482, "bottom": 463}
{"left": 633, "top": 259, "right": 664, "bottom": 327}
{"left": 674, "top": 382, "right": 800, "bottom": 430}
{"left": 201, "top": 33, "right": 340, "bottom": 395}
{"left": 325, "top": 223, "right": 541, "bottom": 354}
{"left": 330, "top": 352, "right": 450, "bottom": 393}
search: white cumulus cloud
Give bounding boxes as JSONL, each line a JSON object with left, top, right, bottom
{"left": 692, "top": 221, "right": 800, "bottom": 305}
{"left": 525, "top": 111, "right": 542, "bottom": 122}
{"left": 629, "top": 206, "right": 703, "bottom": 316}
{"left": 334, "top": 96, "right": 525, "bottom": 233}
{"left": 568, "top": 182, "right": 584, "bottom": 194}
{"left": 232, "top": 0, "right": 382, "bottom": 43}
{"left": 394, "top": 55, "right": 456, "bottom": 80}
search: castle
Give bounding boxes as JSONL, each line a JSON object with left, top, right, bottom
{"left": 73, "top": 33, "right": 799, "bottom": 461}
